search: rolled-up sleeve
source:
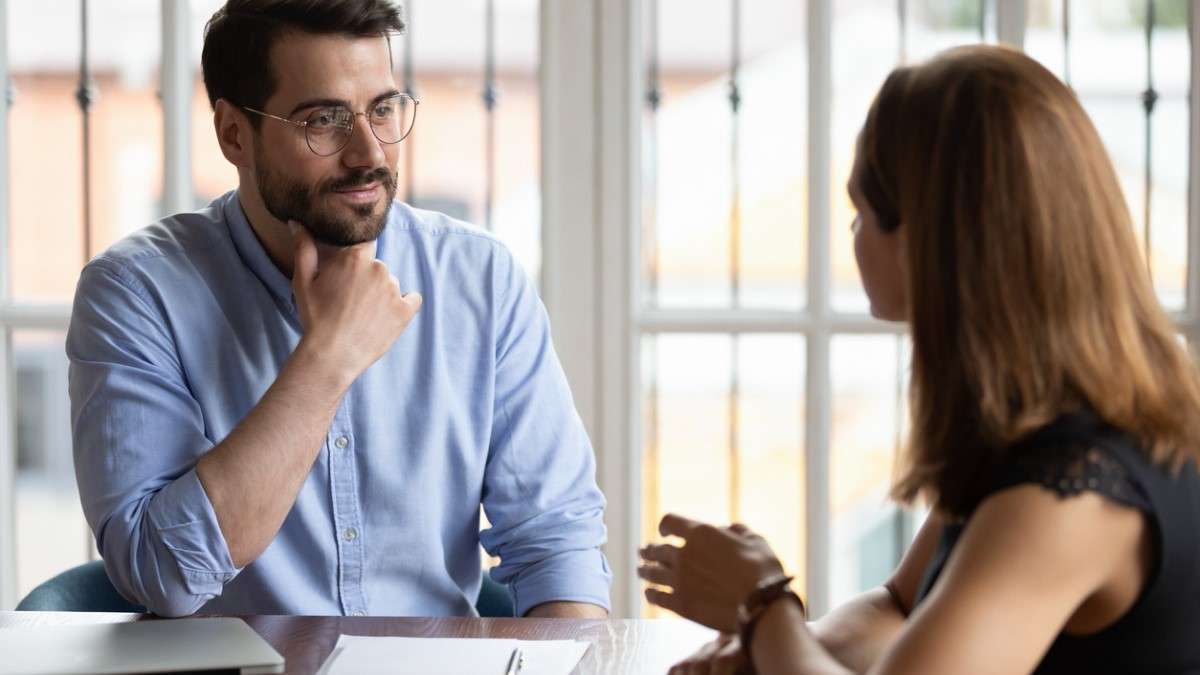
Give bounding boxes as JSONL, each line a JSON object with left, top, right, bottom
{"left": 478, "top": 251, "right": 612, "bottom": 616}
{"left": 67, "top": 260, "right": 238, "bottom": 617}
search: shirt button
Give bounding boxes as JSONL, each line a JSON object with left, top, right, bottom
{"left": 334, "top": 436, "right": 349, "bottom": 450}
{"left": 343, "top": 527, "right": 358, "bottom": 542}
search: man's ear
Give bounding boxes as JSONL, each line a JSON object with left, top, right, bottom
{"left": 213, "top": 99, "right": 254, "bottom": 169}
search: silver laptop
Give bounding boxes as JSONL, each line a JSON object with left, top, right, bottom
{"left": 0, "top": 617, "right": 285, "bottom": 674}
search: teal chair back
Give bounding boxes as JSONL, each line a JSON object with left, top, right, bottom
{"left": 17, "top": 560, "right": 516, "bottom": 617}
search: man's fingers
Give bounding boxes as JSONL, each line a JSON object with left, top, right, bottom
{"left": 401, "top": 291, "right": 423, "bottom": 314}
{"left": 290, "top": 222, "right": 318, "bottom": 291}
{"left": 659, "top": 512, "right": 704, "bottom": 538}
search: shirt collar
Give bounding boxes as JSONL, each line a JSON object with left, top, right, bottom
{"left": 223, "top": 191, "right": 296, "bottom": 310}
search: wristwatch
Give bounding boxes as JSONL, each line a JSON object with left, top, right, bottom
{"left": 737, "top": 574, "right": 806, "bottom": 662}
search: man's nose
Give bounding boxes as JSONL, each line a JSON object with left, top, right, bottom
{"left": 339, "top": 114, "right": 386, "bottom": 169}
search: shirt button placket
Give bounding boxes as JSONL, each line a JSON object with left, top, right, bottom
{"left": 330, "top": 426, "right": 364, "bottom": 616}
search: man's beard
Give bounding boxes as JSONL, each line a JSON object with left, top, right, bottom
{"left": 255, "top": 150, "right": 398, "bottom": 247}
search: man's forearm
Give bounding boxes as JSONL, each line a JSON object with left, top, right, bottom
{"left": 525, "top": 601, "right": 609, "bottom": 619}
{"left": 196, "top": 339, "right": 353, "bottom": 567}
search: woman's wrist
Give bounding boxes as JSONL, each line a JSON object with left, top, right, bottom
{"left": 738, "top": 575, "right": 805, "bottom": 662}
{"left": 749, "top": 594, "right": 809, "bottom": 669}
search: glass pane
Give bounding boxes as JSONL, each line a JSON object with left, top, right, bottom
{"left": 1024, "top": 0, "right": 1069, "bottom": 78}
{"left": 488, "top": 0, "right": 541, "bottom": 284}
{"left": 907, "top": 0, "right": 986, "bottom": 63}
{"left": 10, "top": 0, "right": 161, "bottom": 303}
{"left": 830, "top": 0, "right": 900, "bottom": 313}
{"left": 400, "top": 1, "right": 541, "bottom": 281}
{"left": 1147, "top": 3, "right": 1189, "bottom": 311}
{"left": 641, "top": 333, "right": 806, "bottom": 615}
{"left": 642, "top": 334, "right": 731, "bottom": 617}
{"left": 652, "top": 0, "right": 734, "bottom": 307}
{"left": 1000, "top": 0, "right": 1188, "bottom": 311}
{"left": 14, "top": 330, "right": 91, "bottom": 601}
{"left": 735, "top": 335, "right": 806, "bottom": 591}
{"left": 736, "top": 2, "right": 807, "bottom": 310}
{"left": 192, "top": 0, "right": 241, "bottom": 208}
{"left": 830, "top": 334, "right": 909, "bottom": 607}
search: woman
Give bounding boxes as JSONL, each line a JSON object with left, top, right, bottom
{"left": 639, "top": 44, "right": 1200, "bottom": 675}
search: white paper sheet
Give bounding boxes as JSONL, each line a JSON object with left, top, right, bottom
{"left": 314, "top": 634, "right": 591, "bottom": 675}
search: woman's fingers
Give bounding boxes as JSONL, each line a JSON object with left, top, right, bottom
{"left": 639, "top": 542, "right": 681, "bottom": 567}
{"left": 637, "top": 563, "right": 675, "bottom": 587}
{"left": 659, "top": 512, "right": 704, "bottom": 538}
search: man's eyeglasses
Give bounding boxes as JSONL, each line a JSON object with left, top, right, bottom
{"left": 242, "top": 93, "right": 420, "bottom": 157}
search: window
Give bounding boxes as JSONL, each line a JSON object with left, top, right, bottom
{"left": 635, "top": 0, "right": 1197, "bottom": 618}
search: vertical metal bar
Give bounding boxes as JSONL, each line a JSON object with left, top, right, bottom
{"left": 806, "top": 0, "right": 833, "bottom": 618}
{"left": 645, "top": 336, "right": 660, "bottom": 562}
{"left": 727, "top": 0, "right": 743, "bottom": 523}
{"left": 729, "top": 336, "right": 740, "bottom": 523}
{"left": 642, "top": 0, "right": 662, "bottom": 613}
{"left": 482, "top": 0, "right": 497, "bottom": 232}
{"left": 891, "top": 336, "right": 908, "bottom": 560}
{"left": 978, "top": 0, "right": 986, "bottom": 40}
{"left": 402, "top": 1, "right": 416, "bottom": 205}
{"left": 1187, "top": 0, "right": 1200, "bottom": 330}
{"left": 161, "top": 0, "right": 192, "bottom": 216}
{"left": 1063, "top": 0, "right": 1072, "bottom": 86}
{"left": 645, "top": 0, "right": 661, "bottom": 308}
{"left": 76, "top": 0, "right": 94, "bottom": 265}
{"left": 897, "top": 0, "right": 909, "bottom": 64}
{"left": 0, "top": 0, "right": 15, "bottom": 610}
{"left": 1143, "top": 0, "right": 1159, "bottom": 272}
{"left": 730, "top": 0, "right": 742, "bottom": 308}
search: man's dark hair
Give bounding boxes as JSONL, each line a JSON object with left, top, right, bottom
{"left": 201, "top": 0, "right": 405, "bottom": 126}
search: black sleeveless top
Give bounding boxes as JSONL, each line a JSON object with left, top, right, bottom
{"left": 913, "top": 413, "right": 1200, "bottom": 674}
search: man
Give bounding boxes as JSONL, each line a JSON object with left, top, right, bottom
{"left": 66, "top": 0, "right": 610, "bottom": 619}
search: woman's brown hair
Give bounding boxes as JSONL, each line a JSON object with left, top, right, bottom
{"left": 856, "top": 45, "right": 1200, "bottom": 517}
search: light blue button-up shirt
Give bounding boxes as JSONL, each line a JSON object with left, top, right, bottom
{"left": 67, "top": 191, "right": 611, "bottom": 618}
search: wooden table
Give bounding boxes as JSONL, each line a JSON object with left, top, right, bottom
{"left": 0, "top": 611, "right": 716, "bottom": 674}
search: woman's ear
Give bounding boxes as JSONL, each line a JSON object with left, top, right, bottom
{"left": 213, "top": 99, "right": 253, "bottom": 169}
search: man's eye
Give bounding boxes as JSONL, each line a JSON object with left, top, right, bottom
{"left": 310, "top": 112, "right": 337, "bottom": 128}
{"left": 309, "top": 110, "right": 350, "bottom": 129}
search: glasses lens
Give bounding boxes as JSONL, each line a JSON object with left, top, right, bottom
{"left": 369, "top": 95, "right": 416, "bottom": 144}
{"left": 305, "top": 107, "right": 354, "bottom": 156}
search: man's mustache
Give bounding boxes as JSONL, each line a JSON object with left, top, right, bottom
{"left": 325, "top": 168, "right": 397, "bottom": 192}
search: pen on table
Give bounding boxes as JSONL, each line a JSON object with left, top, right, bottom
{"left": 505, "top": 646, "right": 526, "bottom": 675}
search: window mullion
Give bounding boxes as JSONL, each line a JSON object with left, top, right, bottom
{"left": 161, "top": 0, "right": 192, "bottom": 217}
{"left": 1188, "top": 0, "right": 1200, "bottom": 337}
{"left": 806, "top": 0, "right": 833, "bottom": 619}
{"left": 0, "top": 0, "right": 13, "bottom": 611}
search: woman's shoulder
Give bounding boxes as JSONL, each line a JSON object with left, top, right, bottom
{"left": 990, "top": 412, "right": 1155, "bottom": 514}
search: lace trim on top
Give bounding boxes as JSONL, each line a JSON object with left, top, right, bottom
{"left": 993, "top": 442, "right": 1152, "bottom": 513}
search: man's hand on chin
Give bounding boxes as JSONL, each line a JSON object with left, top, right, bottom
{"left": 525, "top": 602, "right": 610, "bottom": 619}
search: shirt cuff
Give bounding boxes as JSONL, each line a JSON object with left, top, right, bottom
{"left": 146, "top": 468, "right": 239, "bottom": 596}
{"left": 504, "top": 548, "right": 613, "bottom": 616}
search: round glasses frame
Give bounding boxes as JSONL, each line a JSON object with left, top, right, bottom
{"left": 241, "top": 92, "right": 420, "bottom": 157}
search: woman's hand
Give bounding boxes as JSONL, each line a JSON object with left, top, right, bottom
{"left": 639, "top": 513, "right": 786, "bottom": 633}
{"left": 668, "top": 633, "right": 752, "bottom": 675}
